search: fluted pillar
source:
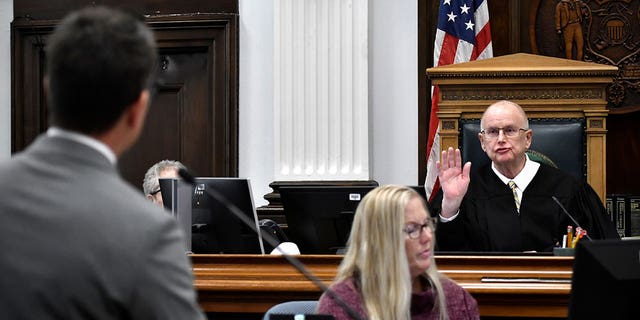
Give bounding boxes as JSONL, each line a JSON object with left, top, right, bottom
{"left": 274, "top": 0, "right": 369, "bottom": 181}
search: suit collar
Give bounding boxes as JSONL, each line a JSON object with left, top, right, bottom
{"left": 26, "top": 134, "right": 117, "bottom": 175}
{"left": 47, "top": 127, "right": 116, "bottom": 165}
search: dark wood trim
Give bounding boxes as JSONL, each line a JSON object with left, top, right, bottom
{"left": 11, "top": 21, "right": 53, "bottom": 153}
{"left": 14, "top": 0, "right": 238, "bottom": 22}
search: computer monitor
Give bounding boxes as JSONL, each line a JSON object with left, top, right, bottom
{"left": 162, "top": 177, "right": 265, "bottom": 254}
{"left": 568, "top": 239, "right": 640, "bottom": 319}
{"left": 280, "top": 185, "right": 427, "bottom": 254}
{"left": 280, "top": 186, "right": 373, "bottom": 254}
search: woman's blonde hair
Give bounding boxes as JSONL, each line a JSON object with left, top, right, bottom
{"left": 334, "top": 185, "right": 448, "bottom": 320}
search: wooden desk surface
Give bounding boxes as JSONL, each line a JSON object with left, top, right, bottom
{"left": 191, "top": 254, "right": 574, "bottom": 318}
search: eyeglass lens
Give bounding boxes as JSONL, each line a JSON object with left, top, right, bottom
{"left": 482, "top": 126, "right": 525, "bottom": 139}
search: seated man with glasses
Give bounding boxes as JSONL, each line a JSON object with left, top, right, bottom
{"left": 433, "top": 100, "right": 617, "bottom": 252}
{"left": 143, "top": 160, "right": 186, "bottom": 207}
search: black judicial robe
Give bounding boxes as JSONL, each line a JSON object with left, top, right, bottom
{"left": 434, "top": 163, "right": 618, "bottom": 252}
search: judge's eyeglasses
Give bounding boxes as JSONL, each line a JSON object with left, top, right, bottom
{"left": 480, "top": 126, "right": 528, "bottom": 139}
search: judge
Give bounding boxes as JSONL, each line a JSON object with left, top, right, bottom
{"left": 434, "top": 100, "right": 617, "bottom": 252}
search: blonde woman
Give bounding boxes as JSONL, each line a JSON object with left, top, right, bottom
{"left": 317, "top": 185, "right": 478, "bottom": 320}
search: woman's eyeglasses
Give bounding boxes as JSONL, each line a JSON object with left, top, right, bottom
{"left": 403, "top": 217, "right": 438, "bottom": 239}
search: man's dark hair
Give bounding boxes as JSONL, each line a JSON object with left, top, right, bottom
{"left": 46, "top": 6, "right": 157, "bottom": 134}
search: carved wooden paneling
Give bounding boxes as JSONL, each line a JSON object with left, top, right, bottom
{"left": 11, "top": 3, "right": 239, "bottom": 187}
{"left": 530, "top": 0, "right": 640, "bottom": 113}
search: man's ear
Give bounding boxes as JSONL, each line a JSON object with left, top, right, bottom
{"left": 478, "top": 133, "right": 486, "bottom": 152}
{"left": 524, "top": 129, "right": 533, "bottom": 149}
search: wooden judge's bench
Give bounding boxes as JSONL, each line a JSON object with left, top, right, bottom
{"left": 191, "top": 254, "right": 574, "bottom": 318}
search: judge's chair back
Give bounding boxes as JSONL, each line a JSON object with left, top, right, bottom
{"left": 460, "top": 118, "right": 586, "bottom": 180}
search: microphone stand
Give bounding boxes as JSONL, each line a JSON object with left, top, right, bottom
{"left": 552, "top": 196, "right": 593, "bottom": 241}
{"left": 178, "top": 169, "right": 363, "bottom": 320}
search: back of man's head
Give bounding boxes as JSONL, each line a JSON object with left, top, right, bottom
{"left": 46, "top": 6, "right": 157, "bottom": 135}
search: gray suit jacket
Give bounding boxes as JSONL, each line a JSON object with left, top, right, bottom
{"left": 0, "top": 135, "right": 205, "bottom": 319}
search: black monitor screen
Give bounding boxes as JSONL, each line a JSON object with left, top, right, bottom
{"left": 568, "top": 239, "right": 640, "bottom": 319}
{"left": 162, "top": 177, "right": 264, "bottom": 254}
{"left": 280, "top": 185, "right": 427, "bottom": 254}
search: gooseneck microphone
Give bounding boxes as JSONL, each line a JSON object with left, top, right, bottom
{"left": 551, "top": 196, "right": 593, "bottom": 241}
{"left": 178, "top": 168, "right": 363, "bottom": 320}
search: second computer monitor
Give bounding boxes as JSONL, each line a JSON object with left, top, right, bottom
{"left": 280, "top": 186, "right": 376, "bottom": 254}
{"left": 281, "top": 185, "right": 428, "bottom": 254}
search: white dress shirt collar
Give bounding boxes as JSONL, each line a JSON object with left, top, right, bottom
{"left": 47, "top": 127, "right": 117, "bottom": 165}
{"left": 491, "top": 153, "right": 540, "bottom": 192}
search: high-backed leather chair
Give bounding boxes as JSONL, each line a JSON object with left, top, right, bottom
{"left": 460, "top": 118, "right": 585, "bottom": 180}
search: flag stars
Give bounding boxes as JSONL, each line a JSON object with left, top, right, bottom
{"left": 465, "top": 20, "right": 474, "bottom": 30}
{"left": 460, "top": 3, "right": 471, "bottom": 14}
{"left": 447, "top": 11, "right": 457, "bottom": 22}
{"left": 443, "top": 0, "right": 451, "bottom": 5}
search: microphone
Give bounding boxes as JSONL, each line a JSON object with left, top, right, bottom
{"left": 551, "top": 196, "right": 593, "bottom": 241}
{"left": 178, "top": 168, "right": 363, "bottom": 320}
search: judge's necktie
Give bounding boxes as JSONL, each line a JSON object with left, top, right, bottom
{"left": 508, "top": 180, "right": 521, "bottom": 213}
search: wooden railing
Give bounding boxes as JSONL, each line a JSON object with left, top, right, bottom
{"left": 191, "top": 254, "right": 574, "bottom": 318}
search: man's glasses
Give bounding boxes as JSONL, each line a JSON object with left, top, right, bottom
{"left": 150, "top": 188, "right": 161, "bottom": 196}
{"left": 403, "top": 217, "right": 438, "bottom": 240}
{"left": 480, "top": 126, "right": 528, "bottom": 139}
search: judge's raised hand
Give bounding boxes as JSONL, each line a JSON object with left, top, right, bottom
{"left": 436, "top": 147, "right": 472, "bottom": 218}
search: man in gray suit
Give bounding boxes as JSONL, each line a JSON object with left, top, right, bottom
{"left": 0, "top": 6, "right": 205, "bottom": 319}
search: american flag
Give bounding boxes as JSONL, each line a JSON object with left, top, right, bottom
{"left": 425, "top": 0, "right": 493, "bottom": 202}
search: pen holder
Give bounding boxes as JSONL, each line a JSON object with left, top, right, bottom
{"left": 552, "top": 247, "right": 575, "bottom": 256}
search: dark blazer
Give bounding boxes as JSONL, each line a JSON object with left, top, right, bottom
{"left": 0, "top": 135, "right": 204, "bottom": 319}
